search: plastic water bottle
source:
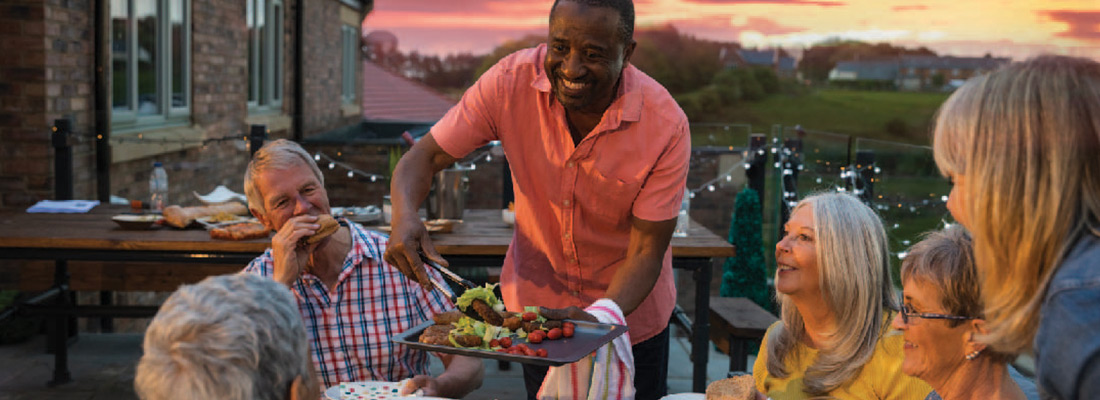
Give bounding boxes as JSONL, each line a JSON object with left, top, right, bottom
{"left": 149, "top": 162, "right": 168, "bottom": 213}
{"left": 674, "top": 187, "right": 690, "bottom": 237}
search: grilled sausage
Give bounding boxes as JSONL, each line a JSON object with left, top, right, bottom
{"left": 432, "top": 310, "right": 465, "bottom": 325}
{"left": 452, "top": 334, "right": 483, "bottom": 348}
{"left": 472, "top": 299, "right": 504, "bottom": 326}
{"left": 502, "top": 316, "right": 523, "bottom": 331}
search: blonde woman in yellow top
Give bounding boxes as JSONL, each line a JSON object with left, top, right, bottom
{"left": 754, "top": 193, "right": 932, "bottom": 399}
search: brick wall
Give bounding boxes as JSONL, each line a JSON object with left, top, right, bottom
{"left": 301, "top": 0, "right": 358, "bottom": 135}
{"left": 0, "top": 0, "right": 97, "bottom": 208}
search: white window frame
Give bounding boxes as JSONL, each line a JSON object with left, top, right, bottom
{"left": 341, "top": 24, "right": 357, "bottom": 104}
{"left": 110, "top": 0, "right": 191, "bottom": 132}
{"left": 248, "top": 0, "right": 284, "bottom": 112}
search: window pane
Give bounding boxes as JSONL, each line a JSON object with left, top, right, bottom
{"left": 170, "top": 0, "right": 184, "bottom": 108}
{"left": 247, "top": 0, "right": 255, "bottom": 102}
{"left": 256, "top": 0, "right": 265, "bottom": 103}
{"left": 273, "top": 4, "right": 282, "bottom": 101}
{"left": 135, "top": 0, "right": 158, "bottom": 115}
{"left": 111, "top": 0, "right": 130, "bottom": 111}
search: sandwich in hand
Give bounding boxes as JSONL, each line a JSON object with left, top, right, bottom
{"left": 301, "top": 214, "right": 340, "bottom": 245}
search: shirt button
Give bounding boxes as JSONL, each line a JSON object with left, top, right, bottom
{"left": 566, "top": 161, "right": 575, "bottom": 168}
{"left": 564, "top": 233, "right": 571, "bottom": 239}
{"left": 572, "top": 291, "right": 581, "bottom": 297}
{"left": 563, "top": 199, "right": 571, "bottom": 207}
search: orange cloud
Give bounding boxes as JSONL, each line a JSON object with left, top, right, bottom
{"left": 683, "top": 0, "right": 844, "bottom": 6}
{"left": 1045, "top": 11, "right": 1100, "bottom": 42}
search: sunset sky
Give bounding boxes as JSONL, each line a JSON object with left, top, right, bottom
{"left": 363, "top": 0, "right": 1100, "bottom": 61}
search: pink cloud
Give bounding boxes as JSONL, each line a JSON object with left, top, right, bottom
{"left": 684, "top": 0, "right": 844, "bottom": 6}
{"left": 1044, "top": 11, "right": 1100, "bottom": 42}
{"left": 892, "top": 5, "right": 928, "bottom": 12}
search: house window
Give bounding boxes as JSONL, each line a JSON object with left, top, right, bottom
{"left": 110, "top": 0, "right": 190, "bottom": 130}
{"left": 248, "top": 0, "right": 283, "bottom": 110}
{"left": 341, "top": 25, "right": 357, "bottom": 103}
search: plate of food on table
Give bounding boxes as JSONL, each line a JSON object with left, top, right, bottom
{"left": 392, "top": 283, "right": 627, "bottom": 367}
{"left": 323, "top": 379, "right": 450, "bottom": 400}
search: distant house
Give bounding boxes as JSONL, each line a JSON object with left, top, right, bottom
{"left": 828, "top": 55, "right": 1010, "bottom": 91}
{"left": 896, "top": 55, "right": 1009, "bottom": 90}
{"left": 723, "top": 47, "right": 798, "bottom": 79}
{"left": 829, "top": 60, "right": 899, "bottom": 82}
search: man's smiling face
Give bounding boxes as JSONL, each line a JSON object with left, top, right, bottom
{"left": 545, "top": 1, "right": 634, "bottom": 114}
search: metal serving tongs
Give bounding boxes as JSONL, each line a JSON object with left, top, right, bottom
{"left": 419, "top": 252, "right": 483, "bottom": 320}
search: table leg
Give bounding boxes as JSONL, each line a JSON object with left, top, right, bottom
{"left": 692, "top": 258, "right": 712, "bottom": 393}
{"left": 48, "top": 260, "right": 72, "bottom": 386}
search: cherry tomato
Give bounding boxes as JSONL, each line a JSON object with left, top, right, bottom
{"left": 522, "top": 312, "right": 538, "bottom": 322}
{"left": 528, "top": 332, "right": 543, "bottom": 344}
{"left": 536, "top": 348, "right": 548, "bottom": 357}
{"left": 563, "top": 322, "right": 576, "bottom": 330}
{"left": 547, "top": 328, "right": 562, "bottom": 340}
{"left": 496, "top": 348, "right": 509, "bottom": 353}
{"left": 563, "top": 325, "right": 575, "bottom": 338}
{"left": 524, "top": 347, "right": 537, "bottom": 357}
{"left": 489, "top": 339, "right": 500, "bottom": 348}
{"left": 499, "top": 337, "right": 512, "bottom": 348}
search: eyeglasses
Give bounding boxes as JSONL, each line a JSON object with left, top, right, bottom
{"left": 899, "top": 297, "right": 976, "bottom": 325}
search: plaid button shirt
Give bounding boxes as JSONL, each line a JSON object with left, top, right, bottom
{"left": 242, "top": 220, "right": 453, "bottom": 387}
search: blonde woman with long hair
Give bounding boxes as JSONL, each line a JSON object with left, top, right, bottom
{"left": 754, "top": 193, "right": 932, "bottom": 399}
{"left": 932, "top": 55, "right": 1100, "bottom": 399}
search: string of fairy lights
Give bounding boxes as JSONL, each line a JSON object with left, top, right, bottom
{"left": 68, "top": 124, "right": 953, "bottom": 257}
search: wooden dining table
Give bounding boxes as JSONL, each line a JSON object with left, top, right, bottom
{"left": 0, "top": 206, "right": 733, "bottom": 392}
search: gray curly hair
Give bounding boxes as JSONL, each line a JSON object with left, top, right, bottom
{"left": 135, "top": 273, "right": 317, "bottom": 400}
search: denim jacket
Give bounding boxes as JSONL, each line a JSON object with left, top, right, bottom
{"left": 1036, "top": 233, "right": 1100, "bottom": 400}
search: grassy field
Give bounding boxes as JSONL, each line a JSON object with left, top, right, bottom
{"left": 693, "top": 89, "right": 952, "bottom": 145}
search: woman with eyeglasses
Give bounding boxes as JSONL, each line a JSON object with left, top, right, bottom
{"left": 932, "top": 55, "right": 1100, "bottom": 399}
{"left": 891, "top": 226, "right": 1027, "bottom": 400}
{"left": 754, "top": 193, "right": 931, "bottom": 399}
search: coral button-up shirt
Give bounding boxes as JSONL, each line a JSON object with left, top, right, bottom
{"left": 432, "top": 44, "right": 690, "bottom": 344}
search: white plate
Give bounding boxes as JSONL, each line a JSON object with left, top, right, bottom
{"left": 331, "top": 206, "right": 382, "bottom": 224}
{"left": 194, "top": 215, "right": 256, "bottom": 230}
{"left": 659, "top": 394, "right": 705, "bottom": 400}
{"left": 193, "top": 185, "right": 248, "bottom": 205}
{"left": 324, "top": 380, "right": 450, "bottom": 400}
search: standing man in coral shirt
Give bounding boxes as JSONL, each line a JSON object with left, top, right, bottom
{"left": 385, "top": 0, "right": 689, "bottom": 398}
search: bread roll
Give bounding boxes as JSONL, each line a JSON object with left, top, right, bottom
{"left": 162, "top": 202, "right": 248, "bottom": 228}
{"left": 304, "top": 214, "right": 339, "bottom": 244}
{"left": 706, "top": 375, "right": 756, "bottom": 400}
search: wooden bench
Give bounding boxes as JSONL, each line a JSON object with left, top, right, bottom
{"left": 708, "top": 296, "right": 778, "bottom": 373}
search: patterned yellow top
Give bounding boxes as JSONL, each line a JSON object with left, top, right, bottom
{"left": 754, "top": 321, "right": 933, "bottom": 400}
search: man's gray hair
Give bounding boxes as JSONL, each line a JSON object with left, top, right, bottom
{"left": 135, "top": 273, "right": 317, "bottom": 400}
{"left": 244, "top": 139, "right": 325, "bottom": 216}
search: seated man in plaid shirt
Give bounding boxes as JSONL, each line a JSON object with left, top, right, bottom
{"left": 242, "top": 139, "right": 484, "bottom": 398}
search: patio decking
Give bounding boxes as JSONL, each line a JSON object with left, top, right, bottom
{"left": 0, "top": 331, "right": 735, "bottom": 399}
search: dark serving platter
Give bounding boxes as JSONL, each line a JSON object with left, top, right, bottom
{"left": 392, "top": 319, "right": 628, "bottom": 367}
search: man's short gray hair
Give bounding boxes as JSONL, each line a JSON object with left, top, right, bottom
{"left": 244, "top": 139, "right": 324, "bottom": 217}
{"left": 135, "top": 273, "right": 317, "bottom": 400}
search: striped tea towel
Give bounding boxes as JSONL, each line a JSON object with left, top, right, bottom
{"left": 538, "top": 298, "right": 635, "bottom": 400}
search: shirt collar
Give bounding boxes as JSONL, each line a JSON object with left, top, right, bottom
{"left": 530, "top": 44, "right": 643, "bottom": 126}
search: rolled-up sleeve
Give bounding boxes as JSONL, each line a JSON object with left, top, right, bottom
{"left": 431, "top": 62, "right": 506, "bottom": 159}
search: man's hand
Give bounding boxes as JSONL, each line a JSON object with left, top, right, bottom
{"left": 539, "top": 306, "right": 598, "bottom": 323}
{"left": 383, "top": 213, "right": 446, "bottom": 289}
{"left": 270, "top": 214, "right": 320, "bottom": 287}
{"left": 401, "top": 354, "right": 483, "bottom": 398}
{"left": 400, "top": 375, "right": 437, "bottom": 396}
